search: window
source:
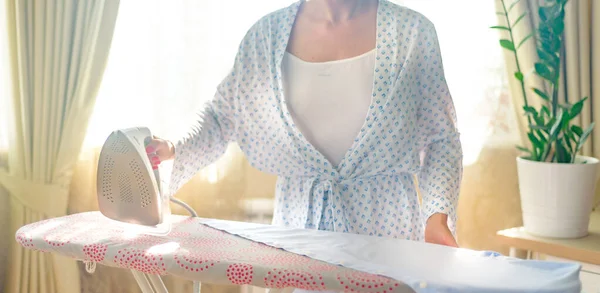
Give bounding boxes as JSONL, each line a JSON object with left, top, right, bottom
{"left": 399, "top": 0, "right": 516, "bottom": 165}
{"left": 83, "top": 0, "right": 296, "bottom": 148}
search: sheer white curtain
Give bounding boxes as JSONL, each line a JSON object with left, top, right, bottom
{"left": 0, "top": 1, "right": 11, "bottom": 289}
{"left": 399, "top": 0, "right": 517, "bottom": 165}
{"left": 83, "top": 0, "right": 294, "bottom": 148}
{"left": 81, "top": 1, "right": 296, "bottom": 188}
{"left": 0, "top": 0, "right": 11, "bottom": 152}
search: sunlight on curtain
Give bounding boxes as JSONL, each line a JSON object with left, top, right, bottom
{"left": 399, "top": 0, "right": 514, "bottom": 165}
{"left": 84, "top": 0, "right": 294, "bottom": 147}
{"left": 82, "top": 0, "right": 296, "bottom": 187}
{"left": 0, "top": 1, "right": 11, "bottom": 289}
{"left": 0, "top": 0, "right": 11, "bottom": 152}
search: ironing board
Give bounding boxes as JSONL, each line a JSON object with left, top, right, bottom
{"left": 16, "top": 212, "right": 583, "bottom": 293}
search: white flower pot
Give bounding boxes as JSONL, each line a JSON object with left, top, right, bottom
{"left": 516, "top": 155, "right": 599, "bottom": 238}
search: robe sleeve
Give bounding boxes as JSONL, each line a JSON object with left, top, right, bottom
{"left": 415, "top": 22, "right": 463, "bottom": 234}
{"left": 167, "top": 30, "right": 255, "bottom": 196}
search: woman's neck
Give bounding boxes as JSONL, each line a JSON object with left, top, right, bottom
{"left": 304, "top": 0, "right": 375, "bottom": 24}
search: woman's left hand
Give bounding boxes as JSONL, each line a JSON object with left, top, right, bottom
{"left": 424, "top": 213, "right": 458, "bottom": 247}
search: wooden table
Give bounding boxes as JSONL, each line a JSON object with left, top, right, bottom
{"left": 497, "top": 212, "right": 600, "bottom": 292}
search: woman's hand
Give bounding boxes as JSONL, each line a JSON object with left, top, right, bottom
{"left": 144, "top": 136, "right": 175, "bottom": 169}
{"left": 424, "top": 213, "right": 458, "bottom": 247}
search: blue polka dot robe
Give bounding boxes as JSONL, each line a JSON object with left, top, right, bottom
{"left": 169, "top": 0, "right": 463, "bottom": 241}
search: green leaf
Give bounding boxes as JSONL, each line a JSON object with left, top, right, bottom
{"left": 539, "top": 6, "right": 551, "bottom": 21}
{"left": 490, "top": 25, "right": 510, "bottom": 31}
{"left": 571, "top": 125, "right": 583, "bottom": 137}
{"left": 536, "top": 129, "right": 548, "bottom": 142}
{"left": 500, "top": 39, "right": 516, "bottom": 51}
{"left": 565, "top": 129, "right": 576, "bottom": 148}
{"left": 555, "top": 138, "right": 571, "bottom": 163}
{"left": 517, "top": 33, "right": 534, "bottom": 49}
{"left": 516, "top": 145, "right": 532, "bottom": 154}
{"left": 538, "top": 27, "right": 554, "bottom": 49}
{"left": 582, "top": 123, "right": 595, "bottom": 140}
{"left": 570, "top": 97, "right": 587, "bottom": 118}
{"left": 539, "top": 109, "right": 563, "bottom": 162}
{"left": 514, "top": 72, "right": 524, "bottom": 81}
{"left": 560, "top": 108, "right": 572, "bottom": 131}
{"left": 541, "top": 105, "right": 551, "bottom": 117}
{"left": 528, "top": 132, "right": 544, "bottom": 150}
{"left": 546, "top": 36, "right": 561, "bottom": 53}
{"left": 535, "top": 116, "right": 546, "bottom": 128}
{"left": 523, "top": 105, "right": 538, "bottom": 115}
{"left": 549, "top": 109, "right": 563, "bottom": 138}
{"left": 552, "top": 19, "right": 565, "bottom": 35}
{"left": 508, "top": 0, "right": 522, "bottom": 12}
{"left": 529, "top": 124, "right": 549, "bottom": 131}
{"left": 576, "top": 122, "right": 595, "bottom": 153}
{"left": 512, "top": 12, "right": 528, "bottom": 27}
{"left": 496, "top": 12, "right": 507, "bottom": 16}
{"left": 535, "top": 62, "right": 555, "bottom": 82}
{"left": 545, "top": 117, "right": 556, "bottom": 131}
{"left": 537, "top": 48, "right": 559, "bottom": 67}
{"left": 533, "top": 88, "right": 550, "bottom": 101}
{"left": 551, "top": 5, "right": 563, "bottom": 16}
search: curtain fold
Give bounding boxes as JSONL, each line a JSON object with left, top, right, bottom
{"left": 563, "top": 0, "right": 594, "bottom": 154}
{"left": 1, "top": 1, "right": 120, "bottom": 292}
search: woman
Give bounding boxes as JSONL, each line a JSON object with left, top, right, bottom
{"left": 146, "top": 0, "right": 462, "bottom": 247}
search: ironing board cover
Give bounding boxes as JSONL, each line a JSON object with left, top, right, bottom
{"left": 16, "top": 212, "right": 411, "bottom": 292}
{"left": 16, "top": 212, "right": 581, "bottom": 293}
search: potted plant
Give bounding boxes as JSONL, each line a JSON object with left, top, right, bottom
{"left": 493, "top": 0, "right": 598, "bottom": 238}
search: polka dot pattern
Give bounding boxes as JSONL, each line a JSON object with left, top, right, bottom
{"left": 83, "top": 244, "right": 108, "bottom": 262}
{"left": 264, "top": 269, "right": 327, "bottom": 290}
{"left": 114, "top": 248, "right": 167, "bottom": 275}
{"left": 227, "top": 263, "right": 254, "bottom": 285}
{"left": 336, "top": 271, "right": 402, "bottom": 293}
{"left": 168, "top": 0, "right": 462, "bottom": 241}
{"left": 15, "top": 212, "right": 409, "bottom": 292}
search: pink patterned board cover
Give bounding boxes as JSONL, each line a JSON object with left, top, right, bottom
{"left": 16, "top": 212, "right": 410, "bottom": 292}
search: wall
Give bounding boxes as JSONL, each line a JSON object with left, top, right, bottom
{"left": 457, "top": 145, "right": 523, "bottom": 254}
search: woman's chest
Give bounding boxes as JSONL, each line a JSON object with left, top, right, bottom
{"left": 235, "top": 73, "right": 422, "bottom": 175}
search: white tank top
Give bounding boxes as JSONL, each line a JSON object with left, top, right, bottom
{"left": 282, "top": 49, "right": 376, "bottom": 167}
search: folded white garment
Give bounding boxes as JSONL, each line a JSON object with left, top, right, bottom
{"left": 200, "top": 219, "right": 581, "bottom": 293}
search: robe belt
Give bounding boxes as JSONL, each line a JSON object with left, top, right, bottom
{"left": 0, "top": 169, "right": 69, "bottom": 218}
{"left": 304, "top": 177, "right": 350, "bottom": 233}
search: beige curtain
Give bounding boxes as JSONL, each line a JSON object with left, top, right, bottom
{"left": 562, "top": 0, "right": 598, "bottom": 156}
{"left": 0, "top": 1, "right": 120, "bottom": 293}
{"left": 498, "top": 0, "right": 599, "bottom": 155}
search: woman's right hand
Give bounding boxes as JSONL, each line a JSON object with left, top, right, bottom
{"left": 145, "top": 136, "right": 175, "bottom": 169}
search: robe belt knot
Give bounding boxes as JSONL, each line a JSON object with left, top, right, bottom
{"left": 304, "top": 177, "right": 350, "bottom": 233}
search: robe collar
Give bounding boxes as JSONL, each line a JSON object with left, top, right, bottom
{"left": 273, "top": 0, "right": 399, "bottom": 180}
